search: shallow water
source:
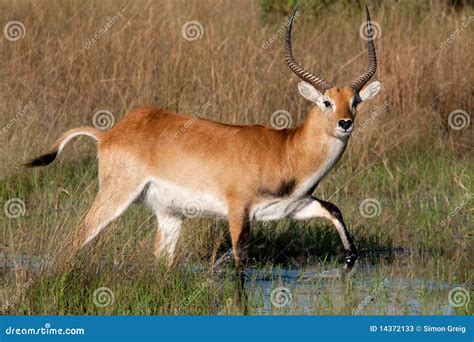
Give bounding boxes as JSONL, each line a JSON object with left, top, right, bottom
{"left": 243, "top": 263, "right": 456, "bottom": 315}
{"left": 0, "top": 252, "right": 462, "bottom": 315}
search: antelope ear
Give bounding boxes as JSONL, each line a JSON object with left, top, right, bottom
{"left": 298, "top": 81, "right": 323, "bottom": 104}
{"left": 359, "top": 81, "right": 381, "bottom": 101}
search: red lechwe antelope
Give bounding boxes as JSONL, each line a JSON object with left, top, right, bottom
{"left": 26, "top": 7, "right": 381, "bottom": 272}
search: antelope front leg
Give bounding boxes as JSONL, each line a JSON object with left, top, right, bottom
{"left": 227, "top": 204, "right": 251, "bottom": 312}
{"left": 227, "top": 206, "right": 251, "bottom": 270}
{"left": 290, "top": 196, "right": 358, "bottom": 269}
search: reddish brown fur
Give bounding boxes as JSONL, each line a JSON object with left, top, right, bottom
{"left": 99, "top": 87, "right": 354, "bottom": 205}
{"left": 29, "top": 86, "right": 359, "bottom": 267}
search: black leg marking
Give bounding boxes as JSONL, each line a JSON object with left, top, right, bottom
{"left": 316, "top": 198, "right": 358, "bottom": 269}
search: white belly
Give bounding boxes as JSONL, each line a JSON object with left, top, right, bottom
{"left": 144, "top": 179, "right": 228, "bottom": 217}
{"left": 251, "top": 199, "right": 299, "bottom": 221}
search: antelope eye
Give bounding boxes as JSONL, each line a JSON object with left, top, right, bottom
{"left": 323, "top": 101, "right": 331, "bottom": 108}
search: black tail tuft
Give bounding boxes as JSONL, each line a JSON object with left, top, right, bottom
{"left": 24, "top": 150, "right": 58, "bottom": 168}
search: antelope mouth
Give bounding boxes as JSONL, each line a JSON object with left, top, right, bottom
{"left": 335, "top": 126, "right": 353, "bottom": 136}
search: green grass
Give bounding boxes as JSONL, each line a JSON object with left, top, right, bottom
{"left": 1, "top": 147, "right": 472, "bottom": 315}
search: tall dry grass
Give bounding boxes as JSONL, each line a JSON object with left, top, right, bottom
{"left": 1, "top": 2, "right": 473, "bottom": 315}
{"left": 0, "top": 0, "right": 472, "bottom": 179}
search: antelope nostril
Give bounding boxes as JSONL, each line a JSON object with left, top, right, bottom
{"left": 338, "top": 119, "right": 352, "bottom": 130}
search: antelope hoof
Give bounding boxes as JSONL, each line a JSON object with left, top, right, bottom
{"left": 344, "top": 251, "right": 358, "bottom": 269}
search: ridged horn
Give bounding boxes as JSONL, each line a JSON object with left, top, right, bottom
{"left": 285, "top": 8, "right": 332, "bottom": 93}
{"left": 349, "top": 6, "right": 378, "bottom": 92}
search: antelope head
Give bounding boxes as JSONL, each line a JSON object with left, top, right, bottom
{"left": 286, "top": 6, "right": 381, "bottom": 139}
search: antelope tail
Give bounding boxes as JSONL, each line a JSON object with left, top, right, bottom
{"left": 24, "top": 127, "right": 102, "bottom": 168}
